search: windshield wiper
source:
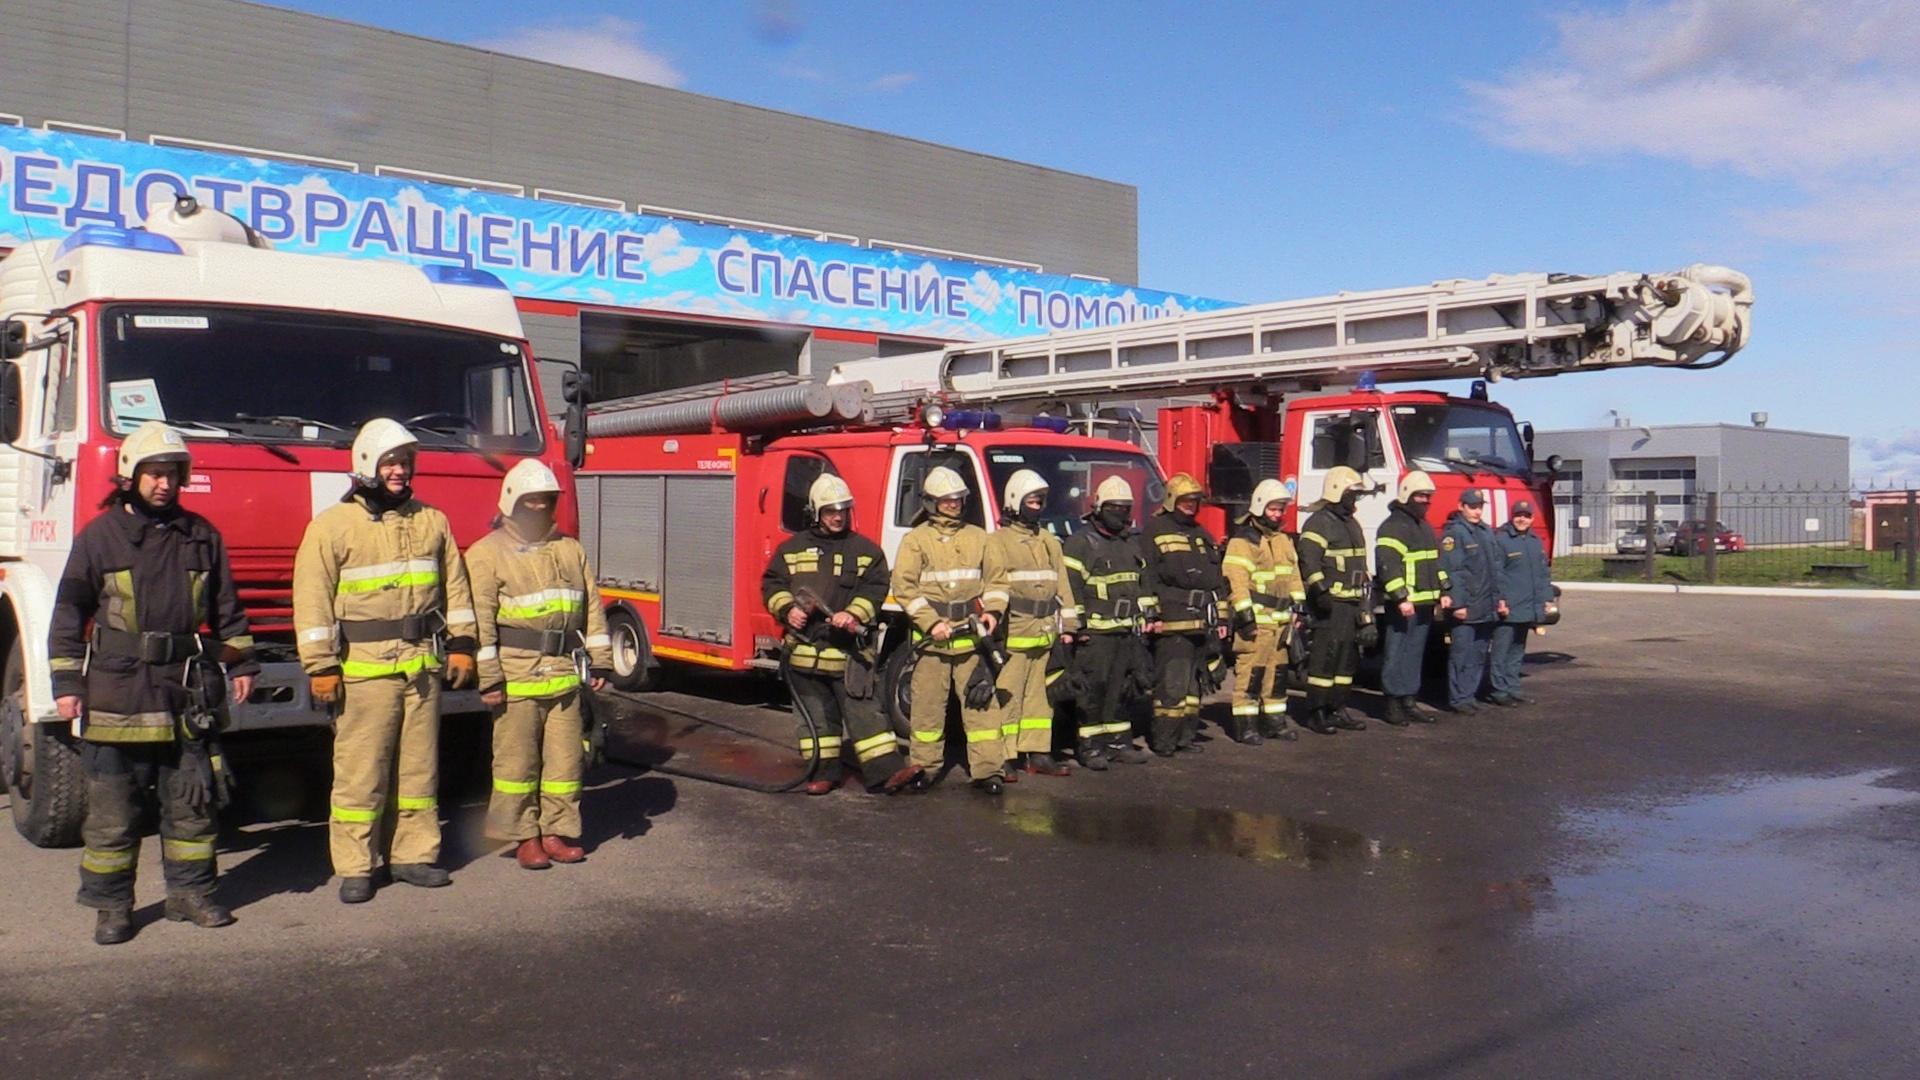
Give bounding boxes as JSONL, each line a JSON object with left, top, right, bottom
{"left": 234, "top": 413, "right": 351, "bottom": 435}
{"left": 176, "top": 420, "right": 302, "bottom": 463}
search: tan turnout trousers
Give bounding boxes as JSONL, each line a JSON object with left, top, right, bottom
{"left": 487, "top": 693, "right": 585, "bottom": 842}
{"left": 330, "top": 669, "right": 442, "bottom": 876}
{"left": 992, "top": 647, "right": 1053, "bottom": 754}
{"left": 908, "top": 651, "right": 1004, "bottom": 780}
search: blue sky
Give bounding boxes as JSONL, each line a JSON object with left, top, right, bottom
{"left": 270, "top": 0, "right": 1920, "bottom": 483}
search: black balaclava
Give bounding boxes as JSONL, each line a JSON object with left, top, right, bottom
{"left": 354, "top": 480, "right": 413, "bottom": 515}
{"left": 1406, "top": 493, "right": 1432, "bottom": 520}
{"left": 1096, "top": 504, "right": 1132, "bottom": 535}
{"left": 1016, "top": 500, "right": 1045, "bottom": 527}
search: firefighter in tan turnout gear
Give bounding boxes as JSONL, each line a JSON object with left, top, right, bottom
{"left": 467, "top": 460, "right": 613, "bottom": 870}
{"left": 982, "top": 469, "right": 1081, "bottom": 777}
{"left": 1222, "top": 479, "right": 1305, "bottom": 745}
{"left": 50, "top": 422, "right": 258, "bottom": 944}
{"left": 889, "top": 466, "right": 1006, "bottom": 794}
{"left": 761, "top": 473, "right": 919, "bottom": 796}
{"left": 294, "top": 419, "right": 477, "bottom": 903}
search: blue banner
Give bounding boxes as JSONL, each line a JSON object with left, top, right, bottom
{"left": 0, "top": 127, "right": 1234, "bottom": 341}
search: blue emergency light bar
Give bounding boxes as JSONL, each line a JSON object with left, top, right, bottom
{"left": 420, "top": 265, "right": 509, "bottom": 289}
{"left": 940, "top": 409, "right": 1002, "bottom": 431}
{"left": 55, "top": 226, "right": 183, "bottom": 259}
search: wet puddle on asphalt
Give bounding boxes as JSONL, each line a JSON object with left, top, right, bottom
{"left": 1535, "top": 768, "right": 1920, "bottom": 936}
{"left": 599, "top": 695, "right": 806, "bottom": 787}
{"left": 982, "top": 791, "right": 1409, "bottom": 870}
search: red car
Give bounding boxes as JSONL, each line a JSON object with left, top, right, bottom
{"left": 1671, "top": 519, "right": 1747, "bottom": 556}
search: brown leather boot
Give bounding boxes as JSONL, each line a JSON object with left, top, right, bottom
{"left": 540, "top": 835, "right": 586, "bottom": 863}
{"left": 515, "top": 837, "right": 551, "bottom": 870}
{"left": 881, "top": 765, "right": 923, "bottom": 793}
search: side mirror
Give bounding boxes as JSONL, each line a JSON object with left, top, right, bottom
{"left": 0, "top": 361, "right": 22, "bottom": 444}
{"left": 1, "top": 319, "right": 26, "bottom": 361}
{"left": 1546, "top": 453, "right": 1565, "bottom": 474}
{"left": 1520, "top": 420, "right": 1536, "bottom": 461}
{"left": 561, "top": 368, "right": 592, "bottom": 469}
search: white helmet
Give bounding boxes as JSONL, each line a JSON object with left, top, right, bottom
{"left": 351, "top": 418, "right": 419, "bottom": 482}
{"left": 1397, "top": 470, "right": 1436, "bottom": 502}
{"left": 1094, "top": 475, "right": 1135, "bottom": 506}
{"left": 498, "top": 458, "right": 563, "bottom": 517}
{"left": 1248, "top": 478, "right": 1292, "bottom": 515}
{"left": 921, "top": 466, "right": 970, "bottom": 501}
{"left": 1002, "top": 469, "right": 1049, "bottom": 515}
{"left": 807, "top": 473, "right": 854, "bottom": 519}
{"left": 1319, "top": 466, "right": 1366, "bottom": 505}
{"left": 117, "top": 420, "right": 190, "bottom": 480}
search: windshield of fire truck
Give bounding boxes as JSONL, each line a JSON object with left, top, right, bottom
{"left": 982, "top": 445, "right": 1165, "bottom": 538}
{"left": 1390, "top": 402, "right": 1528, "bottom": 477}
{"left": 97, "top": 304, "right": 543, "bottom": 454}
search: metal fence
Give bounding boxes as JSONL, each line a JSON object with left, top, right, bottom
{"left": 1548, "top": 482, "right": 1920, "bottom": 589}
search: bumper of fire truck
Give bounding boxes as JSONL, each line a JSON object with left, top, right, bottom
{"left": 223, "top": 660, "right": 487, "bottom": 732}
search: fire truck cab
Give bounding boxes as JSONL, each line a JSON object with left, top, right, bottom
{"left": 0, "top": 197, "right": 572, "bottom": 846}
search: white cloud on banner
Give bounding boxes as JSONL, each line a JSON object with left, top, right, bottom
{"left": 474, "top": 17, "right": 685, "bottom": 88}
{"left": 1472, "top": 0, "right": 1920, "bottom": 266}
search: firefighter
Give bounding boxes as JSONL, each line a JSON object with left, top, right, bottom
{"left": 1221, "top": 478, "right": 1305, "bottom": 744}
{"left": 1295, "top": 466, "right": 1373, "bottom": 735}
{"left": 762, "top": 473, "right": 920, "bottom": 796}
{"left": 890, "top": 466, "right": 1004, "bottom": 794}
{"left": 50, "top": 421, "right": 259, "bottom": 945}
{"left": 1491, "top": 499, "right": 1554, "bottom": 707}
{"left": 1374, "top": 471, "right": 1447, "bottom": 726}
{"left": 1140, "top": 472, "right": 1230, "bottom": 757}
{"left": 1061, "top": 475, "right": 1154, "bottom": 769}
{"left": 1439, "top": 489, "right": 1500, "bottom": 714}
{"left": 466, "top": 460, "right": 613, "bottom": 870}
{"left": 294, "top": 419, "right": 478, "bottom": 904}
{"left": 982, "top": 469, "right": 1080, "bottom": 777}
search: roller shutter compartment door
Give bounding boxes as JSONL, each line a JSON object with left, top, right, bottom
{"left": 596, "top": 475, "right": 665, "bottom": 592}
{"left": 662, "top": 475, "right": 735, "bottom": 644}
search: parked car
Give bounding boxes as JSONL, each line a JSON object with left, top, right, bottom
{"left": 1616, "top": 522, "right": 1678, "bottom": 554}
{"left": 1670, "top": 520, "right": 1747, "bottom": 556}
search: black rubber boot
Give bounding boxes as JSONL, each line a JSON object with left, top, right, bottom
{"left": 94, "top": 908, "right": 135, "bottom": 945}
{"left": 1259, "top": 717, "right": 1300, "bottom": 741}
{"left": 339, "top": 876, "right": 376, "bottom": 904}
{"left": 972, "top": 775, "right": 1005, "bottom": 795}
{"left": 1300, "top": 710, "right": 1339, "bottom": 736}
{"left": 1379, "top": 699, "right": 1412, "bottom": 726}
{"left": 1109, "top": 740, "right": 1149, "bottom": 764}
{"left": 1024, "top": 752, "right": 1071, "bottom": 777}
{"left": 1076, "top": 742, "right": 1110, "bottom": 771}
{"left": 1330, "top": 708, "right": 1367, "bottom": 731}
{"left": 1403, "top": 697, "right": 1438, "bottom": 724}
{"left": 164, "top": 893, "right": 235, "bottom": 928}
{"left": 391, "top": 864, "right": 451, "bottom": 888}
{"left": 1235, "top": 720, "right": 1264, "bottom": 746}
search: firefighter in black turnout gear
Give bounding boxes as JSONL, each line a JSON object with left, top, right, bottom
{"left": 1296, "top": 466, "right": 1373, "bottom": 735}
{"left": 49, "top": 422, "right": 258, "bottom": 945}
{"left": 1141, "top": 472, "right": 1230, "bottom": 756}
{"left": 762, "top": 473, "right": 920, "bottom": 795}
{"left": 1060, "top": 475, "right": 1155, "bottom": 769}
{"left": 1374, "top": 470, "right": 1447, "bottom": 726}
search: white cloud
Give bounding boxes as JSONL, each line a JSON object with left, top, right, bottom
{"left": 1857, "top": 429, "right": 1920, "bottom": 486}
{"left": 1473, "top": 0, "right": 1920, "bottom": 267}
{"left": 475, "top": 17, "right": 684, "bottom": 88}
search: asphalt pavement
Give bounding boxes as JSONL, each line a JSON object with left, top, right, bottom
{"left": 4, "top": 591, "right": 1920, "bottom": 1079}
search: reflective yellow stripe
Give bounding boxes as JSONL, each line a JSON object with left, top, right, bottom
{"left": 846, "top": 597, "right": 877, "bottom": 622}
{"left": 966, "top": 727, "right": 1004, "bottom": 743}
{"left": 1333, "top": 675, "right": 1353, "bottom": 685}
{"left": 1307, "top": 676, "right": 1335, "bottom": 688}
{"left": 81, "top": 848, "right": 137, "bottom": 874}
{"left": 1019, "top": 717, "right": 1051, "bottom": 730}
{"left": 507, "top": 673, "right": 583, "bottom": 698}
{"left": 1232, "top": 704, "right": 1259, "bottom": 716}
{"left": 1006, "top": 635, "right": 1055, "bottom": 650}
{"left": 1000, "top": 722, "right": 1021, "bottom": 737}
{"left": 1383, "top": 577, "right": 1407, "bottom": 593}
{"left": 1377, "top": 537, "right": 1409, "bottom": 555}
{"left": 340, "top": 655, "right": 435, "bottom": 678}
{"left": 1062, "top": 556, "right": 1087, "bottom": 572}
{"left": 766, "top": 590, "right": 795, "bottom": 616}
{"left": 49, "top": 657, "right": 84, "bottom": 671}
{"left": 913, "top": 729, "right": 944, "bottom": 742}
{"left": 493, "top": 778, "right": 537, "bottom": 795}
{"left": 162, "top": 837, "right": 216, "bottom": 862}
{"left": 1222, "top": 554, "right": 1257, "bottom": 570}
{"left": 332, "top": 805, "right": 379, "bottom": 823}
{"left": 1233, "top": 598, "right": 1254, "bottom": 612}
{"left": 540, "top": 780, "right": 582, "bottom": 795}
{"left": 338, "top": 568, "right": 441, "bottom": 594}
{"left": 396, "top": 795, "right": 437, "bottom": 810}
{"left": 1298, "top": 531, "right": 1328, "bottom": 548}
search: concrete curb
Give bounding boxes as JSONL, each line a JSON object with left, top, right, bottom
{"left": 1555, "top": 580, "right": 1920, "bottom": 601}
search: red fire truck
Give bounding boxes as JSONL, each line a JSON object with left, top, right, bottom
{"left": 575, "top": 265, "right": 1753, "bottom": 718}
{"left": 0, "top": 197, "right": 577, "bottom": 846}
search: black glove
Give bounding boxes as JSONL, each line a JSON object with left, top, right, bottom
{"left": 1231, "top": 606, "right": 1257, "bottom": 637}
{"left": 964, "top": 660, "right": 999, "bottom": 711}
{"left": 1310, "top": 588, "right": 1333, "bottom": 617}
{"left": 173, "top": 738, "right": 233, "bottom": 817}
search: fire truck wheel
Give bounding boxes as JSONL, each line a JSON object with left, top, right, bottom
{"left": 879, "top": 646, "right": 915, "bottom": 739}
{"left": 606, "top": 608, "right": 664, "bottom": 694}
{"left": 5, "top": 638, "right": 86, "bottom": 848}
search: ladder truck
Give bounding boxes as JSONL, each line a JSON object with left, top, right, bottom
{"left": 575, "top": 263, "right": 1751, "bottom": 730}
{"left": 1, "top": 197, "right": 578, "bottom": 846}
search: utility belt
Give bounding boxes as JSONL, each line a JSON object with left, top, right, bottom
{"left": 91, "top": 627, "right": 203, "bottom": 665}
{"left": 928, "top": 599, "right": 976, "bottom": 622}
{"left": 339, "top": 611, "right": 446, "bottom": 644}
{"left": 1250, "top": 591, "right": 1285, "bottom": 609}
{"left": 1084, "top": 596, "right": 1141, "bottom": 630}
{"left": 1006, "top": 596, "right": 1059, "bottom": 618}
{"left": 496, "top": 625, "right": 584, "bottom": 657}
{"left": 1160, "top": 589, "right": 1218, "bottom": 617}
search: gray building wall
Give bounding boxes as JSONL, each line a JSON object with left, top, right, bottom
{"left": 1536, "top": 424, "right": 1851, "bottom": 549}
{"left": 0, "top": 0, "right": 1139, "bottom": 283}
